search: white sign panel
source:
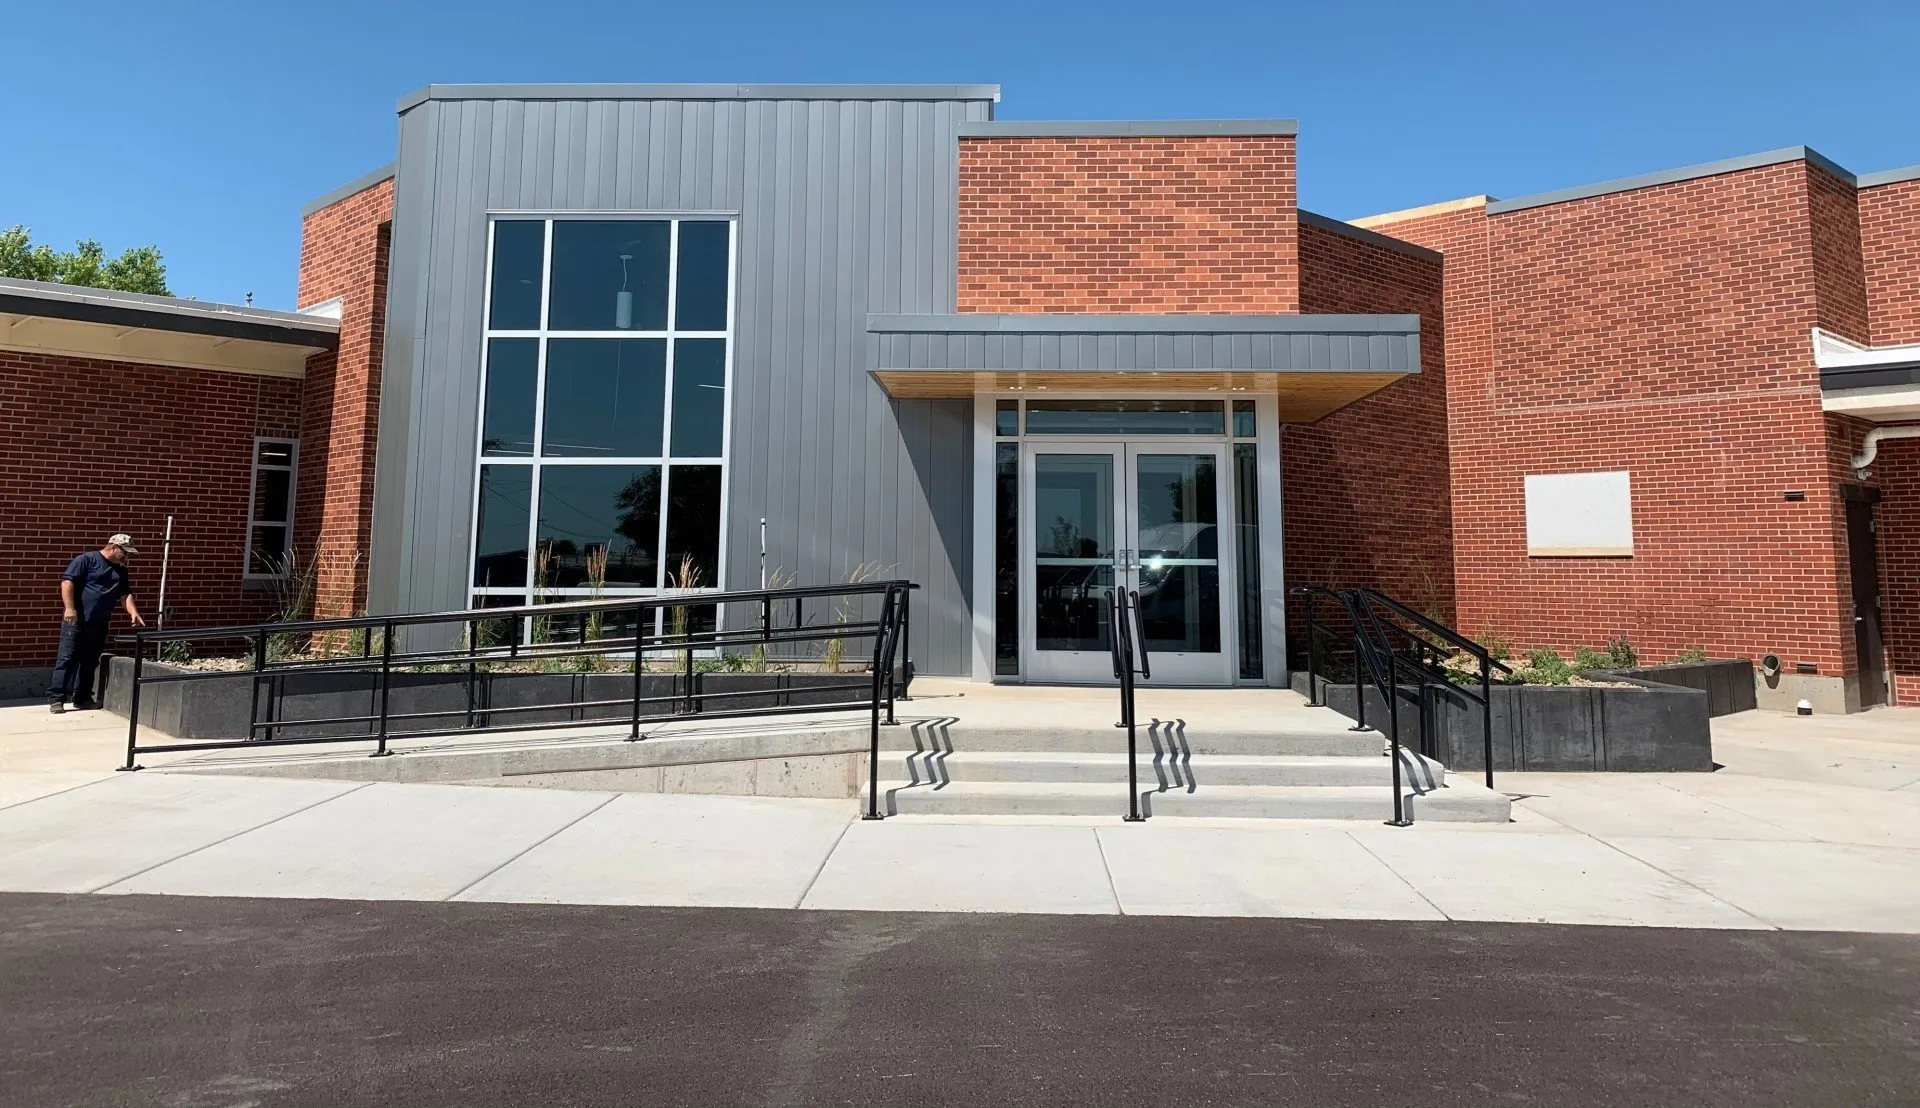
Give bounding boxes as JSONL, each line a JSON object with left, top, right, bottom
{"left": 1525, "top": 471, "right": 1634, "bottom": 557}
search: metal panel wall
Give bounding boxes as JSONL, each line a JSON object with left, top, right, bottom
{"left": 374, "top": 93, "right": 993, "bottom": 674}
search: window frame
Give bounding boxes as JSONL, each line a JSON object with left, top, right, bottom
{"left": 469, "top": 213, "right": 737, "bottom": 634}
{"left": 243, "top": 436, "right": 299, "bottom": 581}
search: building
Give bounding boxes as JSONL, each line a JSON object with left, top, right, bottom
{"left": 1, "top": 82, "right": 1914, "bottom": 713}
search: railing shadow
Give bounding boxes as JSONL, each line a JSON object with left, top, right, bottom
{"left": 1147, "top": 719, "right": 1194, "bottom": 795}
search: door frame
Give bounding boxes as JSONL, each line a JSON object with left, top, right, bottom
{"left": 1018, "top": 438, "right": 1236, "bottom": 686}
{"left": 1844, "top": 491, "right": 1889, "bottom": 708}
{"left": 969, "top": 392, "right": 1287, "bottom": 687}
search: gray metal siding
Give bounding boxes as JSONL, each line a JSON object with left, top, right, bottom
{"left": 373, "top": 93, "right": 991, "bottom": 675}
{"left": 867, "top": 323, "right": 1421, "bottom": 374}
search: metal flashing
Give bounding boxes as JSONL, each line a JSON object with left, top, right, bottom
{"left": 868, "top": 313, "right": 1416, "bottom": 335}
{"left": 1822, "top": 362, "right": 1920, "bottom": 391}
{"left": 300, "top": 163, "right": 397, "bottom": 217}
{"left": 1485, "top": 146, "right": 1854, "bottom": 215}
{"left": 0, "top": 276, "right": 339, "bottom": 348}
{"left": 1859, "top": 164, "right": 1920, "bottom": 189}
{"left": 397, "top": 83, "right": 1002, "bottom": 113}
{"left": 867, "top": 314, "right": 1421, "bottom": 383}
{"left": 1298, "top": 210, "right": 1444, "bottom": 264}
{"left": 957, "top": 119, "right": 1298, "bottom": 138}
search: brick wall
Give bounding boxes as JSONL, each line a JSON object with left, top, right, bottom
{"left": 295, "top": 176, "right": 393, "bottom": 620}
{"left": 1877, "top": 438, "right": 1920, "bottom": 706}
{"left": 957, "top": 135, "right": 1297, "bottom": 313}
{"left": 1860, "top": 178, "right": 1920, "bottom": 345}
{"left": 1287, "top": 222, "right": 1454, "bottom": 630}
{"left": 1858, "top": 176, "right": 1920, "bottom": 704}
{"left": 0, "top": 351, "right": 299, "bottom": 668}
{"left": 1375, "top": 163, "right": 1856, "bottom": 671}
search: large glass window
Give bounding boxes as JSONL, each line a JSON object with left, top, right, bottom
{"left": 542, "top": 339, "right": 666, "bottom": 457}
{"left": 472, "top": 216, "right": 734, "bottom": 626}
{"left": 547, "top": 221, "right": 670, "bottom": 331}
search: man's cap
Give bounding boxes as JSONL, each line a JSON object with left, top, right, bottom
{"left": 106, "top": 533, "right": 138, "bottom": 553}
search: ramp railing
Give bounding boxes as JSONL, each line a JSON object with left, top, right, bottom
{"left": 115, "top": 581, "right": 916, "bottom": 794}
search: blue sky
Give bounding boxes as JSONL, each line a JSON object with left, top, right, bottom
{"left": 7, "top": 0, "right": 1916, "bottom": 309}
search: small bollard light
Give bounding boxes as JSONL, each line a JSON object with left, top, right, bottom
{"left": 1796, "top": 699, "right": 1813, "bottom": 716}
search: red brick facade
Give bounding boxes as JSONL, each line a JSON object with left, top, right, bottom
{"left": 1371, "top": 158, "right": 1919, "bottom": 707}
{"left": 1288, "top": 222, "right": 1453, "bottom": 624}
{"left": 0, "top": 351, "right": 299, "bottom": 667}
{"left": 1879, "top": 439, "right": 1920, "bottom": 706}
{"left": 957, "top": 135, "right": 1298, "bottom": 313}
{"left": 294, "top": 177, "right": 394, "bottom": 621}
{"left": 1861, "top": 178, "right": 1920, "bottom": 345}
{"left": 1856, "top": 177, "right": 1920, "bottom": 704}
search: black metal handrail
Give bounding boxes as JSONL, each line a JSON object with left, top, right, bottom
{"left": 1109, "top": 586, "right": 1150, "bottom": 822}
{"left": 1348, "top": 589, "right": 1511, "bottom": 790}
{"left": 1293, "top": 585, "right": 1510, "bottom": 825}
{"left": 115, "top": 580, "right": 918, "bottom": 812}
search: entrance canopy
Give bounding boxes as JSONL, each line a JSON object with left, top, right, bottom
{"left": 867, "top": 313, "right": 1420, "bottom": 422}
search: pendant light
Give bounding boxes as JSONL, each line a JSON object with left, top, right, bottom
{"left": 615, "top": 253, "right": 633, "bottom": 329}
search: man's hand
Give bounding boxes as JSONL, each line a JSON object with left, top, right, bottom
{"left": 129, "top": 612, "right": 147, "bottom": 628}
{"left": 62, "top": 609, "right": 78, "bottom": 624}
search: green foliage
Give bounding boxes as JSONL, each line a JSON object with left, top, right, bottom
{"left": 1571, "top": 646, "right": 1608, "bottom": 672}
{"left": 158, "top": 640, "right": 193, "bottom": 666}
{"left": 1606, "top": 635, "right": 1638, "bottom": 669}
{"left": 1674, "top": 645, "right": 1708, "bottom": 664}
{"left": 0, "top": 226, "right": 170, "bottom": 295}
{"left": 1517, "top": 648, "right": 1573, "bottom": 685}
{"left": 1475, "top": 629, "right": 1513, "bottom": 662}
{"left": 263, "top": 549, "right": 319, "bottom": 661}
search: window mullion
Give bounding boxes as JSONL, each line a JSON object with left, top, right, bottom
{"left": 657, "top": 220, "right": 681, "bottom": 598}
{"left": 525, "top": 218, "right": 556, "bottom": 607}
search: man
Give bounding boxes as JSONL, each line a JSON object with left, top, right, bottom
{"left": 49, "top": 534, "right": 145, "bottom": 713}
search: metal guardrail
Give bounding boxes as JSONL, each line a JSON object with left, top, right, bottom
{"left": 1108, "top": 586, "right": 1150, "bottom": 822}
{"left": 1293, "top": 585, "right": 1511, "bottom": 825}
{"left": 116, "top": 581, "right": 917, "bottom": 818}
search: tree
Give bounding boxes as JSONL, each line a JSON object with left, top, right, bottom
{"left": 0, "top": 225, "right": 171, "bottom": 295}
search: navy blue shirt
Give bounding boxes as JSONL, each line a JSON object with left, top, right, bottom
{"left": 63, "top": 551, "right": 130, "bottom": 625}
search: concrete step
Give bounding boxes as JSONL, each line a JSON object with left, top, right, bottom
{"left": 880, "top": 721, "right": 1385, "bottom": 758}
{"left": 885, "top": 750, "right": 1444, "bottom": 788}
{"left": 873, "top": 778, "right": 1510, "bottom": 822}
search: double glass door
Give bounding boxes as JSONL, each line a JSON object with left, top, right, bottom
{"left": 1021, "top": 442, "right": 1232, "bottom": 685}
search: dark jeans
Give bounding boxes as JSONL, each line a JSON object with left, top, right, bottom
{"left": 49, "top": 619, "right": 110, "bottom": 705}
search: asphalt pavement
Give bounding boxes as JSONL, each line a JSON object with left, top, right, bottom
{"left": 3, "top": 892, "right": 1917, "bottom": 1107}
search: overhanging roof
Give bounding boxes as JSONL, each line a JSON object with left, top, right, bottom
{"left": 0, "top": 277, "right": 338, "bottom": 378}
{"left": 1815, "top": 327, "right": 1920, "bottom": 422}
{"left": 867, "top": 313, "right": 1420, "bottom": 422}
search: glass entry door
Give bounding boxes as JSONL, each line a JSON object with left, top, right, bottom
{"left": 1021, "top": 442, "right": 1232, "bottom": 685}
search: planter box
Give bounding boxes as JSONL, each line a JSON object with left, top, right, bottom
{"left": 1294, "top": 671, "right": 1714, "bottom": 772}
{"left": 100, "top": 655, "right": 887, "bottom": 743}
{"left": 1609, "top": 659, "right": 1755, "bottom": 717}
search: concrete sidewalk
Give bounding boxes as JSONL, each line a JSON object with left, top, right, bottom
{"left": 3, "top": 696, "right": 1918, "bottom": 931}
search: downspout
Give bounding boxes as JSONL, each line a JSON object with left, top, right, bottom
{"left": 1852, "top": 425, "right": 1920, "bottom": 477}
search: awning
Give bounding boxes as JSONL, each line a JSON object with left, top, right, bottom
{"left": 0, "top": 277, "right": 339, "bottom": 378}
{"left": 867, "top": 313, "right": 1420, "bottom": 422}
{"left": 1815, "top": 327, "right": 1920, "bottom": 422}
